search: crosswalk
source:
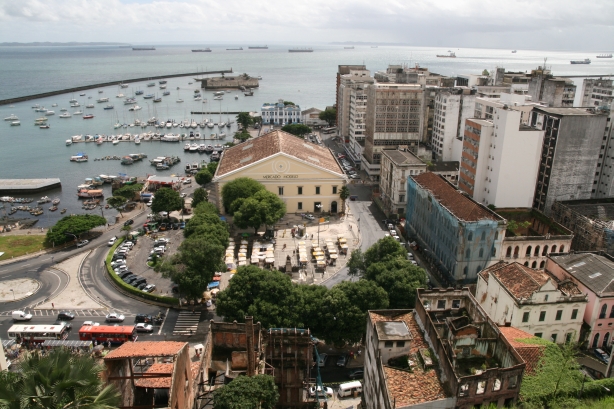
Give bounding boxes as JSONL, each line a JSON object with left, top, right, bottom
{"left": 0, "top": 309, "right": 132, "bottom": 317}
{"left": 172, "top": 310, "right": 201, "bottom": 335}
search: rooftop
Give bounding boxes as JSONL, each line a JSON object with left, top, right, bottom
{"left": 412, "top": 173, "right": 503, "bottom": 223}
{"left": 550, "top": 252, "right": 614, "bottom": 295}
{"left": 369, "top": 311, "right": 448, "bottom": 408}
{"left": 215, "top": 130, "right": 344, "bottom": 177}
{"left": 498, "top": 326, "right": 544, "bottom": 374}
{"left": 375, "top": 321, "right": 412, "bottom": 341}
{"left": 382, "top": 149, "right": 425, "bottom": 166}
{"left": 428, "top": 161, "right": 459, "bottom": 173}
{"left": 481, "top": 262, "right": 549, "bottom": 300}
{"left": 104, "top": 341, "right": 186, "bottom": 360}
{"left": 534, "top": 107, "right": 601, "bottom": 116}
{"left": 557, "top": 199, "right": 614, "bottom": 228}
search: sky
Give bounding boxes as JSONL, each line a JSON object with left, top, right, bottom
{"left": 0, "top": 0, "right": 612, "bottom": 51}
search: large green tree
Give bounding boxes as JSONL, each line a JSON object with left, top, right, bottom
{"left": 0, "top": 348, "right": 120, "bottom": 409}
{"left": 213, "top": 374, "right": 279, "bottom": 409}
{"left": 151, "top": 188, "right": 183, "bottom": 218}
{"left": 207, "top": 161, "right": 218, "bottom": 175}
{"left": 347, "top": 248, "right": 365, "bottom": 277}
{"left": 319, "top": 108, "right": 337, "bottom": 127}
{"left": 281, "top": 123, "right": 312, "bottom": 138}
{"left": 236, "top": 112, "right": 253, "bottom": 130}
{"left": 194, "top": 168, "right": 213, "bottom": 186}
{"left": 221, "top": 177, "right": 266, "bottom": 214}
{"left": 366, "top": 259, "right": 427, "bottom": 308}
{"left": 106, "top": 196, "right": 127, "bottom": 217}
{"left": 317, "top": 286, "right": 368, "bottom": 346}
{"left": 232, "top": 190, "right": 286, "bottom": 234}
{"left": 363, "top": 236, "right": 406, "bottom": 269}
{"left": 112, "top": 183, "right": 144, "bottom": 201}
{"left": 191, "top": 187, "right": 208, "bottom": 208}
{"left": 45, "top": 214, "right": 106, "bottom": 246}
{"left": 178, "top": 235, "right": 226, "bottom": 281}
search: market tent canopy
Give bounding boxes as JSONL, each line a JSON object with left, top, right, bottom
{"left": 42, "top": 340, "right": 93, "bottom": 348}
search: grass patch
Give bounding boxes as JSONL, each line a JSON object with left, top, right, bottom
{"left": 0, "top": 235, "right": 47, "bottom": 260}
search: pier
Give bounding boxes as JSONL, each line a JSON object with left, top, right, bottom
{"left": 0, "top": 179, "right": 62, "bottom": 195}
{"left": 0, "top": 69, "right": 233, "bottom": 106}
{"left": 191, "top": 111, "right": 242, "bottom": 115}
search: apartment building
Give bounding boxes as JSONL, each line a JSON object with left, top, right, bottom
{"left": 547, "top": 252, "right": 614, "bottom": 349}
{"left": 530, "top": 107, "right": 609, "bottom": 214}
{"left": 528, "top": 66, "right": 576, "bottom": 107}
{"left": 379, "top": 148, "right": 427, "bottom": 218}
{"left": 431, "top": 87, "right": 476, "bottom": 161}
{"left": 337, "top": 67, "right": 373, "bottom": 143}
{"left": 300, "top": 107, "right": 327, "bottom": 127}
{"left": 336, "top": 65, "right": 368, "bottom": 130}
{"left": 405, "top": 172, "right": 506, "bottom": 284}
{"left": 459, "top": 107, "right": 544, "bottom": 208}
{"left": 476, "top": 261, "right": 587, "bottom": 343}
{"left": 415, "top": 288, "right": 526, "bottom": 409}
{"left": 363, "top": 83, "right": 424, "bottom": 180}
{"left": 581, "top": 78, "right": 614, "bottom": 108}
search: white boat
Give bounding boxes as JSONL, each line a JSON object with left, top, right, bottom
{"left": 184, "top": 143, "right": 190, "bottom": 151}
{"left": 86, "top": 104, "right": 94, "bottom": 108}
{"left": 130, "top": 105, "right": 142, "bottom": 111}
{"left": 71, "top": 135, "right": 83, "bottom": 142}
{"left": 98, "top": 90, "right": 103, "bottom": 93}
{"left": 97, "top": 97, "right": 109, "bottom": 103}
{"left": 213, "top": 96, "right": 223, "bottom": 100}
{"left": 66, "top": 139, "right": 72, "bottom": 146}
{"left": 113, "top": 139, "right": 120, "bottom": 145}
{"left": 235, "top": 95, "right": 238, "bottom": 99}
{"left": 189, "top": 143, "right": 199, "bottom": 151}
{"left": 59, "top": 112, "right": 72, "bottom": 118}
{"left": 51, "top": 103, "right": 58, "bottom": 107}
{"left": 45, "top": 111, "right": 55, "bottom": 116}
{"left": 194, "top": 97, "right": 202, "bottom": 101}
{"left": 70, "top": 102, "right": 80, "bottom": 107}
{"left": 4, "top": 114, "right": 18, "bottom": 121}
{"left": 35, "top": 117, "right": 48, "bottom": 123}
{"left": 134, "top": 137, "right": 141, "bottom": 145}
{"left": 73, "top": 110, "right": 83, "bottom": 115}
{"left": 219, "top": 132, "right": 226, "bottom": 137}
{"left": 213, "top": 91, "right": 224, "bottom": 96}
{"left": 190, "top": 120, "right": 198, "bottom": 129}
{"left": 60, "top": 108, "right": 67, "bottom": 112}
{"left": 116, "top": 93, "right": 125, "bottom": 98}
{"left": 40, "top": 124, "right": 50, "bottom": 129}
{"left": 10, "top": 121, "right": 21, "bottom": 126}
{"left": 207, "top": 122, "right": 214, "bottom": 128}
{"left": 69, "top": 98, "right": 77, "bottom": 103}
{"left": 218, "top": 122, "right": 225, "bottom": 127}
{"left": 177, "top": 99, "right": 184, "bottom": 103}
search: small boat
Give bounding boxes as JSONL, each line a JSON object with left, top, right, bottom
{"left": 70, "top": 102, "right": 80, "bottom": 107}
{"left": 213, "top": 91, "right": 224, "bottom": 96}
{"left": 244, "top": 91, "right": 253, "bottom": 96}
{"left": 120, "top": 83, "right": 128, "bottom": 88}
{"left": 207, "top": 122, "right": 215, "bottom": 128}
{"left": 80, "top": 92, "right": 86, "bottom": 96}
{"left": 70, "top": 152, "right": 88, "bottom": 162}
{"left": 189, "top": 143, "right": 199, "bottom": 152}
{"left": 194, "top": 96, "right": 202, "bottom": 101}
{"left": 97, "top": 97, "right": 109, "bottom": 103}
{"left": 51, "top": 103, "right": 58, "bottom": 107}
{"left": 160, "top": 85, "right": 167, "bottom": 89}
{"left": 143, "top": 94, "right": 154, "bottom": 99}
{"left": 98, "top": 90, "right": 103, "bottom": 93}
{"left": 184, "top": 143, "right": 191, "bottom": 151}
{"left": 4, "top": 114, "right": 19, "bottom": 121}
{"left": 154, "top": 97, "right": 162, "bottom": 103}
{"left": 210, "top": 151, "right": 220, "bottom": 161}
{"left": 235, "top": 95, "right": 238, "bottom": 100}
{"left": 116, "top": 93, "right": 125, "bottom": 98}
{"left": 147, "top": 82, "right": 155, "bottom": 87}
{"left": 163, "top": 91, "right": 170, "bottom": 96}
{"left": 40, "top": 124, "right": 50, "bottom": 129}
{"left": 49, "top": 206, "right": 58, "bottom": 212}
{"left": 570, "top": 58, "right": 591, "bottom": 64}
{"left": 192, "top": 48, "right": 212, "bottom": 52}
{"left": 10, "top": 121, "right": 20, "bottom": 126}
{"left": 45, "top": 111, "right": 55, "bottom": 116}
{"left": 69, "top": 98, "right": 77, "bottom": 103}
{"left": 86, "top": 103, "right": 94, "bottom": 108}
{"left": 104, "top": 105, "right": 114, "bottom": 110}
{"left": 213, "top": 96, "right": 222, "bottom": 100}
{"left": 52, "top": 198, "right": 60, "bottom": 205}
{"left": 73, "top": 110, "right": 83, "bottom": 115}
{"left": 177, "top": 99, "right": 184, "bottom": 103}
{"left": 597, "top": 54, "right": 612, "bottom": 58}
{"left": 83, "top": 114, "right": 95, "bottom": 119}
{"left": 134, "top": 137, "right": 141, "bottom": 145}
{"left": 511, "top": 50, "right": 517, "bottom": 53}
{"left": 66, "top": 139, "right": 73, "bottom": 146}
{"left": 129, "top": 105, "right": 142, "bottom": 111}
{"left": 60, "top": 208, "right": 67, "bottom": 214}
{"left": 159, "top": 80, "right": 167, "bottom": 84}
{"left": 113, "top": 139, "right": 120, "bottom": 145}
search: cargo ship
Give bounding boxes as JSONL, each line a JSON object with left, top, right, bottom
{"left": 570, "top": 59, "right": 591, "bottom": 64}
{"left": 132, "top": 47, "right": 155, "bottom": 51}
{"left": 289, "top": 48, "right": 313, "bottom": 53}
{"left": 436, "top": 51, "right": 456, "bottom": 58}
{"left": 192, "top": 48, "right": 212, "bottom": 52}
{"left": 226, "top": 47, "right": 243, "bottom": 50}
{"left": 596, "top": 54, "right": 612, "bottom": 58}
{"left": 248, "top": 46, "right": 268, "bottom": 49}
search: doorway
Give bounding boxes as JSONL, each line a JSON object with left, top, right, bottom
{"left": 330, "top": 201, "right": 338, "bottom": 213}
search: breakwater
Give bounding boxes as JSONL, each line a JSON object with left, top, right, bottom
{"left": 0, "top": 69, "right": 233, "bottom": 106}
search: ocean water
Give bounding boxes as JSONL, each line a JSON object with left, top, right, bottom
{"left": 1, "top": 44, "right": 613, "bottom": 227}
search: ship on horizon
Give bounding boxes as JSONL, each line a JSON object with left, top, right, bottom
{"left": 248, "top": 45, "right": 268, "bottom": 49}
{"left": 289, "top": 48, "right": 313, "bottom": 53}
{"left": 436, "top": 51, "right": 456, "bottom": 58}
{"left": 133, "top": 47, "right": 155, "bottom": 51}
{"left": 192, "top": 48, "right": 212, "bottom": 52}
{"left": 226, "top": 47, "right": 243, "bottom": 51}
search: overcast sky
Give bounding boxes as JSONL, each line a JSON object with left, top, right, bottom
{"left": 0, "top": 0, "right": 612, "bottom": 50}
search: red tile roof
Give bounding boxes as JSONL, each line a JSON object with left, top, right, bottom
{"left": 369, "top": 311, "right": 448, "bottom": 407}
{"left": 499, "top": 326, "right": 544, "bottom": 374}
{"left": 481, "top": 262, "right": 549, "bottom": 300}
{"left": 412, "top": 172, "right": 502, "bottom": 222}
{"left": 134, "top": 363, "right": 174, "bottom": 389}
{"left": 104, "top": 341, "right": 187, "bottom": 360}
{"left": 215, "top": 130, "right": 344, "bottom": 177}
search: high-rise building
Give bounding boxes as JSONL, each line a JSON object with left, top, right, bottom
{"left": 431, "top": 87, "right": 476, "bottom": 161}
{"left": 528, "top": 66, "right": 576, "bottom": 107}
{"left": 335, "top": 64, "right": 367, "bottom": 130}
{"left": 530, "top": 107, "right": 609, "bottom": 214}
{"left": 581, "top": 78, "right": 613, "bottom": 108}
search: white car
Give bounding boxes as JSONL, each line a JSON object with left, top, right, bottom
{"left": 107, "top": 237, "right": 117, "bottom": 246}
{"left": 349, "top": 174, "right": 360, "bottom": 179}
{"left": 304, "top": 214, "right": 315, "bottom": 221}
{"left": 105, "top": 312, "right": 125, "bottom": 323}
{"left": 143, "top": 284, "right": 156, "bottom": 293}
{"left": 183, "top": 178, "right": 191, "bottom": 185}
{"left": 82, "top": 321, "right": 100, "bottom": 327}
{"left": 309, "top": 386, "right": 334, "bottom": 397}
{"left": 135, "top": 323, "right": 154, "bottom": 333}
{"left": 111, "top": 260, "right": 126, "bottom": 268}
{"left": 180, "top": 193, "right": 187, "bottom": 198}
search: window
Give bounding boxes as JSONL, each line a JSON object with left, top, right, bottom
{"left": 298, "top": 186, "right": 303, "bottom": 195}
{"left": 479, "top": 248, "right": 484, "bottom": 257}
{"left": 539, "top": 311, "right": 546, "bottom": 321}
{"left": 384, "top": 341, "right": 394, "bottom": 348}
{"left": 610, "top": 306, "right": 614, "bottom": 319}
{"left": 278, "top": 187, "right": 284, "bottom": 195}
{"left": 544, "top": 294, "right": 549, "bottom": 302}
{"left": 600, "top": 304, "right": 607, "bottom": 319}
{"left": 332, "top": 186, "right": 337, "bottom": 194}
{"left": 468, "top": 232, "right": 473, "bottom": 241}
{"left": 399, "top": 194, "right": 405, "bottom": 202}
{"left": 551, "top": 334, "right": 558, "bottom": 343}
{"left": 560, "top": 245, "right": 565, "bottom": 252}
{"left": 522, "top": 312, "right": 530, "bottom": 323}
{"left": 315, "top": 186, "right": 320, "bottom": 195}
{"left": 476, "top": 381, "right": 486, "bottom": 395}
{"left": 437, "top": 300, "right": 446, "bottom": 309}
{"left": 298, "top": 202, "right": 303, "bottom": 210}
{"left": 452, "top": 300, "right": 461, "bottom": 309}
{"left": 566, "top": 333, "right": 573, "bottom": 343}
{"left": 397, "top": 341, "right": 405, "bottom": 348}
{"left": 571, "top": 309, "right": 578, "bottom": 320}
{"left": 494, "top": 231, "right": 498, "bottom": 240}
{"left": 535, "top": 332, "right": 543, "bottom": 338}
{"left": 493, "top": 378, "right": 502, "bottom": 391}
{"left": 556, "top": 310, "right": 562, "bottom": 321}
{"left": 481, "top": 231, "right": 486, "bottom": 241}
{"left": 466, "top": 249, "right": 471, "bottom": 258}
{"left": 508, "top": 376, "right": 518, "bottom": 389}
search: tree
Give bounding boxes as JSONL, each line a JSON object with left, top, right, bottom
{"left": 482, "top": 69, "right": 490, "bottom": 76}
{"left": 207, "top": 161, "right": 219, "bottom": 175}
{"left": 317, "top": 286, "right": 368, "bottom": 346}
{"left": 234, "top": 130, "right": 252, "bottom": 142}
{"left": 151, "top": 188, "right": 183, "bottom": 218}
{"left": 281, "top": 123, "right": 312, "bottom": 138}
{"left": 294, "top": 284, "right": 328, "bottom": 334}
{"left": 236, "top": 112, "right": 253, "bottom": 130}
{"left": 213, "top": 374, "right": 279, "bottom": 409}
{"left": 221, "top": 177, "right": 265, "bottom": 214}
{"left": 106, "top": 196, "right": 127, "bottom": 217}
{"left": 178, "top": 235, "right": 226, "bottom": 282}
{"left": 363, "top": 236, "right": 406, "bottom": 269}
{"left": 233, "top": 190, "right": 286, "bottom": 234}
{"left": 347, "top": 248, "right": 366, "bottom": 277}
{"left": 192, "top": 187, "right": 208, "bottom": 208}
{"left": 283, "top": 101, "right": 295, "bottom": 106}
{"left": 335, "top": 280, "right": 389, "bottom": 313}
{"left": 45, "top": 214, "right": 106, "bottom": 246}
{"left": 319, "top": 108, "right": 337, "bottom": 127}
{"left": 366, "top": 259, "right": 427, "bottom": 308}
{"left": 113, "top": 183, "right": 143, "bottom": 201}
{"left": 339, "top": 185, "right": 350, "bottom": 214}
{"left": 0, "top": 348, "right": 120, "bottom": 409}
{"left": 194, "top": 168, "right": 213, "bottom": 186}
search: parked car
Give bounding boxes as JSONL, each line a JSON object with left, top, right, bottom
{"left": 111, "top": 260, "right": 126, "bottom": 268}
{"left": 348, "top": 368, "right": 364, "bottom": 379}
{"left": 407, "top": 252, "right": 414, "bottom": 260}
{"left": 105, "top": 312, "right": 125, "bottom": 323}
{"left": 309, "top": 386, "right": 334, "bottom": 398}
{"left": 76, "top": 240, "right": 89, "bottom": 248}
{"left": 136, "top": 323, "right": 154, "bottom": 333}
{"left": 594, "top": 348, "right": 609, "bottom": 364}
{"left": 136, "top": 283, "right": 148, "bottom": 291}
{"left": 349, "top": 174, "right": 360, "bottom": 179}
{"left": 122, "top": 274, "right": 136, "bottom": 283}
{"left": 112, "top": 254, "right": 126, "bottom": 261}
{"left": 57, "top": 311, "right": 75, "bottom": 320}
{"left": 317, "top": 353, "right": 328, "bottom": 367}
{"left": 179, "top": 222, "right": 186, "bottom": 229}
{"left": 143, "top": 284, "right": 157, "bottom": 293}
{"left": 183, "top": 178, "right": 192, "bottom": 184}
{"left": 159, "top": 223, "right": 167, "bottom": 231}
{"left": 305, "top": 214, "right": 315, "bottom": 221}
{"left": 82, "top": 321, "right": 100, "bottom": 326}
{"left": 154, "top": 238, "right": 170, "bottom": 245}
{"left": 124, "top": 219, "right": 134, "bottom": 227}
{"left": 107, "top": 237, "right": 117, "bottom": 246}
{"left": 172, "top": 223, "right": 179, "bottom": 230}
{"left": 135, "top": 314, "right": 154, "bottom": 324}
{"left": 337, "top": 354, "right": 348, "bottom": 367}
{"left": 132, "top": 277, "right": 147, "bottom": 286}
{"left": 119, "top": 271, "right": 134, "bottom": 279}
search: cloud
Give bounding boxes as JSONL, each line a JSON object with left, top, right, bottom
{"left": 0, "top": 0, "right": 612, "bottom": 49}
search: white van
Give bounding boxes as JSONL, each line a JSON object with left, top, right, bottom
{"left": 338, "top": 381, "right": 362, "bottom": 398}
{"left": 12, "top": 311, "right": 32, "bottom": 321}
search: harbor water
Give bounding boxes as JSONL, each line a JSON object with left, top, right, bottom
{"left": 1, "top": 44, "right": 613, "bottom": 227}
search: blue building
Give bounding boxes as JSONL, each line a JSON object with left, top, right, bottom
{"left": 406, "top": 172, "right": 506, "bottom": 284}
{"left": 261, "top": 99, "right": 301, "bottom": 125}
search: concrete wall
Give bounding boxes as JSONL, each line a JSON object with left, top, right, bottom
{"left": 202, "top": 76, "right": 259, "bottom": 89}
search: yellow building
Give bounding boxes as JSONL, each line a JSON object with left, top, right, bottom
{"left": 213, "top": 130, "right": 348, "bottom": 214}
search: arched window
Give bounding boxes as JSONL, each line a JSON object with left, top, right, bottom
{"left": 514, "top": 246, "right": 519, "bottom": 257}
{"left": 540, "top": 260, "right": 545, "bottom": 269}
{"left": 610, "top": 305, "right": 614, "bottom": 319}
{"left": 526, "top": 246, "right": 532, "bottom": 256}
{"left": 551, "top": 245, "right": 557, "bottom": 253}
{"left": 479, "top": 248, "right": 484, "bottom": 257}
{"left": 476, "top": 265, "right": 482, "bottom": 274}
{"left": 463, "top": 266, "right": 468, "bottom": 276}
{"left": 494, "top": 231, "right": 499, "bottom": 240}
{"left": 531, "top": 261, "right": 537, "bottom": 268}
{"left": 534, "top": 245, "right": 540, "bottom": 256}
{"left": 560, "top": 245, "right": 565, "bottom": 253}
{"left": 506, "top": 246, "right": 512, "bottom": 258}
{"left": 600, "top": 304, "right": 607, "bottom": 319}
{"left": 466, "top": 249, "right": 471, "bottom": 258}
{"left": 468, "top": 232, "right": 473, "bottom": 241}
{"left": 542, "top": 245, "right": 549, "bottom": 256}
{"left": 524, "top": 261, "right": 529, "bottom": 266}
{"left": 593, "top": 333, "right": 600, "bottom": 349}
{"left": 481, "top": 231, "right": 486, "bottom": 241}
{"left": 604, "top": 332, "right": 611, "bottom": 348}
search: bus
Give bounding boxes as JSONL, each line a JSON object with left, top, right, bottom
{"left": 79, "top": 325, "right": 137, "bottom": 345}
{"left": 7, "top": 323, "right": 69, "bottom": 344}
{"left": 322, "top": 127, "right": 337, "bottom": 134}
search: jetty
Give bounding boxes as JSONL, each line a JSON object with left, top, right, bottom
{"left": 195, "top": 75, "right": 259, "bottom": 90}
{"left": 0, "top": 178, "right": 61, "bottom": 195}
{"left": 0, "top": 69, "right": 233, "bottom": 106}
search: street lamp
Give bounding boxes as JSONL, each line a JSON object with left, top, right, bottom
{"left": 315, "top": 204, "right": 322, "bottom": 245}
{"left": 10, "top": 289, "right": 14, "bottom": 301}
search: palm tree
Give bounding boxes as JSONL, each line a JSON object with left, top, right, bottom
{"left": 339, "top": 185, "right": 350, "bottom": 214}
{"left": 0, "top": 348, "right": 120, "bottom": 409}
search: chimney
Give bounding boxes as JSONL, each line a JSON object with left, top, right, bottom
{"left": 245, "top": 316, "right": 255, "bottom": 376}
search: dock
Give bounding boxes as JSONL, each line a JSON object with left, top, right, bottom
{"left": 0, "top": 69, "right": 233, "bottom": 106}
{"left": 191, "top": 111, "right": 242, "bottom": 115}
{"left": 0, "top": 178, "right": 62, "bottom": 195}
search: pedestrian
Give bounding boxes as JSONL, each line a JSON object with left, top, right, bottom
{"left": 358, "top": 349, "right": 361, "bottom": 357}
{"left": 51, "top": 302, "right": 54, "bottom": 309}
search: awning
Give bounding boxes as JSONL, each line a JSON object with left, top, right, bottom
{"left": 42, "top": 340, "right": 93, "bottom": 348}
{"left": 2, "top": 339, "right": 15, "bottom": 348}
